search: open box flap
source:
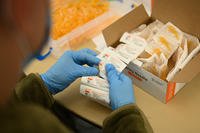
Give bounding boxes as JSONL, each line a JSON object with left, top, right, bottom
{"left": 152, "top": 0, "right": 200, "bottom": 39}
{"left": 102, "top": 5, "right": 149, "bottom": 47}
{"left": 171, "top": 52, "right": 200, "bottom": 83}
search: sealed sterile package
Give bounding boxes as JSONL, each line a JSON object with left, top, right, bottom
{"left": 81, "top": 76, "right": 109, "bottom": 92}
{"left": 115, "top": 44, "right": 133, "bottom": 64}
{"left": 80, "top": 85, "right": 110, "bottom": 107}
{"left": 157, "top": 53, "right": 168, "bottom": 65}
{"left": 146, "top": 33, "right": 179, "bottom": 59}
{"left": 156, "top": 64, "right": 168, "bottom": 80}
{"left": 147, "top": 20, "right": 164, "bottom": 35}
{"left": 172, "top": 45, "right": 184, "bottom": 63}
{"left": 156, "top": 53, "right": 168, "bottom": 80}
{"left": 158, "top": 22, "right": 183, "bottom": 43}
{"left": 120, "top": 32, "right": 147, "bottom": 49}
{"left": 145, "top": 39, "right": 170, "bottom": 58}
{"left": 145, "top": 22, "right": 183, "bottom": 59}
{"left": 139, "top": 54, "right": 159, "bottom": 76}
{"left": 97, "top": 47, "right": 127, "bottom": 79}
{"left": 98, "top": 61, "right": 108, "bottom": 79}
{"left": 176, "top": 38, "right": 188, "bottom": 66}
{"left": 166, "top": 38, "right": 189, "bottom": 81}
{"left": 138, "top": 52, "right": 159, "bottom": 63}
{"left": 142, "top": 61, "right": 157, "bottom": 76}
{"left": 139, "top": 53, "right": 168, "bottom": 80}
{"left": 154, "top": 35, "right": 179, "bottom": 58}
{"left": 130, "top": 24, "right": 147, "bottom": 34}
{"left": 136, "top": 27, "right": 153, "bottom": 40}
{"left": 131, "top": 20, "right": 164, "bottom": 41}
{"left": 115, "top": 43, "right": 145, "bottom": 64}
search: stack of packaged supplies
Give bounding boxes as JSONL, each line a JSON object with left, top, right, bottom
{"left": 80, "top": 20, "right": 200, "bottom": 106}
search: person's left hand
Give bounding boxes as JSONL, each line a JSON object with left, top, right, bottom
{"left": 41, "top": 48, "right": 100, "bottom": 94}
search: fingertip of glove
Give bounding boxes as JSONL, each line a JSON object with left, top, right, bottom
{"left": 105, "top": 64, "right": 115, "bottom": 72}
{"left": 92, "top": 67, "right": 99, "bottom": 75}
{"left": 82, "top": 48, "right": 98, "bottom": 56}
{"left": 84, "top": 67, "right": 99, "bottom": 76}
{"left": 95, "top": 57, "right": 101, "bottom": 64}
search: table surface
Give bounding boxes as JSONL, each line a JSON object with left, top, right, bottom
{"left": 24, "top": 40, "right": 200, "bottom": 133}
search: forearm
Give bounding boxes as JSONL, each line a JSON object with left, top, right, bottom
{"left": 12, "top": 73, "right": 55, "bottom": 109}
{"left": 103, "top": 104, "right": 153, "bottom": 133}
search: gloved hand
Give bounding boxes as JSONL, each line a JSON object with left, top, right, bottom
{"left": 41, "top": 48, "right": 100, "bottom": 94}
{"left": 106, "top": 64, "right": 135, "bottom": 110}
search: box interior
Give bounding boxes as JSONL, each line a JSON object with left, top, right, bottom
{"left": 102, "top": 3, "right": 200, "bottom": 83}
{"left": 102, "top": 5, "right": 149, "bottom": 47}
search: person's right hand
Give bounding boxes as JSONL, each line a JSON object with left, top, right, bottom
{"left": 41, "top": 48, "right": 100, "bottom": 94}
{"left": 106, "top": 64, "right": 135, "bottom": 110}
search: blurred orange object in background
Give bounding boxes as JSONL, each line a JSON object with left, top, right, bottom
{"left": 51, "top": 0, "right": 109, "bottom": 40}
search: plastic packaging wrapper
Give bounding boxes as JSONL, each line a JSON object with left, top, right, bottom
{"left": 80, "top": 85, "right": 110, "bottom": 107}
{"left": 138, "top": 53, "right": 168, "bottom": 80}
{"left": 97, "top": 47, "right": 127, "bottom": 79}
{"left": 130, "top": 24, "right": 147, "bottom": 34}
{"left": 172, "top": 38, "right": 188, "bottom": 66}
{"left": 120, "top": 32, "right": 148, "bottom": 48}
{"left": 145, "top": 22, "right": 183, "bottom": 59}
{"left": 117, "top": 32, "right": 147, "bottom": 63}
{"left": 81, "top": 76, "right": 109, "bottom": 92}
{"left": 131, "top": 20, "right": 164, "bottom": 41}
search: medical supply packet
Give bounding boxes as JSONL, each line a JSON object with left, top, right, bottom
{"left": 145, "top": 22, "right": 183, "bottom": 59}
{"left": 81, "top": 76, "right": 109, "bottom": 92}
{"left": 97, "top": 47, "right": 127, "bottom": 79}
{"left": 80, "top": 85, "right": 110, "bottom": 107}
{"left": 120, "top": 32, "right": 147, "bottom": 49}
{"left": 131, "top": 20, "right": 164, "bottom": 41}
{"left": 138, "top": 53, "right": 168, "bottom": 80}
{"left": 116, "top": 33, "right": 147, "bottom": 64}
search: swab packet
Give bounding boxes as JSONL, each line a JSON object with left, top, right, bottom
{"left": 97, "top": 47, "right": 127, "bottom": 79}
{"left": 80, "top": 85, "right": 110, "bottom": 107}
{"left": 145, "top": 22, "right": 183, "bottom": 59}
{"left": 118, "top": 33, "right": 147, "bottom": 63}
{"left": 81, "top": 76, "right": 109, "bottom": 92}
{"left": 120, "top": 32, "right": 148, "bottom": 49}
{"left": 115, "top": 43, "right": 145, "bottom": 64}
{"left": 131, "top": 20, "right": 164, "bottom": 41}
{"left": 139, "top": 53, "right": 168, "bottom": 80}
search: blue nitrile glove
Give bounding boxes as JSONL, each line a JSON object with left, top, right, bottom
{"left": 106, "top": 64, "right": 135, "bottom": 110}
{"left": 41, "top": 48, "right": 100, "bottom": 94}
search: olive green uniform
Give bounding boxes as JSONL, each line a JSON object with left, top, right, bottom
{"left": 0, "top": 74, "right": 153, "bottom": 133}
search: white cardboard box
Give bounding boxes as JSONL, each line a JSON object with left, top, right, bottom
{"left": 102, "top": 0, "right": 200, "bottom": 103}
